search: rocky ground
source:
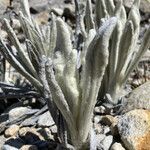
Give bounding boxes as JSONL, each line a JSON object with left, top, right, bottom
{"left": 0, "top": 0, "right": 150, "bottom": 150}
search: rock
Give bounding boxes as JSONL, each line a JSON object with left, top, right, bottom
{"left": 50, "top": 125, "right": 57, "bottom": 134}
{"left": 33, "top": 11, "right": 49, "bottom": 24}
{"left": 51, "top": 8, "right": 64, "bottom": 16}
{"left": 0, "top": 135, "right": 6, "bottom": 149}
{"left": 140, "top": 0, "right": 150, "bottom": 13}
{"left": 96, "top": 134, "right": 106, "bottom": 142}
{"left": 94, "top": 106, "right": 106, "bottom": 114}
{"left": 20, "top": 145, "right": 38, "bottom": 150}
{"left": 110, "top": 142, "right": 125, "bottom": 150}
{"left": 123, "top": 81, "right": 150, "bottom": 113}
{"left": 94, "top": 115, "right": 102, "bottom": 124}
{"left": 0, "top": 30, "right": 7, "bottom": 39}
{"left": 37, "top": 128, "right": 54, "bottom": 140}
{"left": 5, "top": 125, "right": 20, "bottom": 138}
{"left": 100, "top": 115, "right": 117, "bottom": 126}
{"left": 94, "top": 124, "right": 103, "bottom": 134}
{"left": 110, "top": 117, "right": 119, "bottom": 136}
{"left": 18, "top": 127, "right": 31, "bottom": 137}
{"left": 48, "top": 0, "right": 65, "bottom": 9}
{"left": 0, "top": 123, "right": 6, "bottom": 134}
{"left": 103, "top": 126, "right": 111, "bottom": 135}
{"left": 11, "top": 0, "right": 49, "bottom": 17}
{"left": 29, "top": 0, "right": 49, "bottom": 14}
{"left": 117, "top": 109, "right": 150, "bottom": 150}
{"left": 2, "top": 145, "right": 19, "bottom": 150}
{"left": 9, "top": 107, "right": 32, "bottom": 121}
{"left": 13, "top": 0, "right": 45, "bottom": 14}
{"left": 21, "top": 117, "right": 38, "bottom": 126}
{"left": 37, "top": 111, "right": 55, "bottom": 127}
{"left": 97, "top": 135, "right": 113, "bottom": 150}
{"left": 0, "top": 0, "right": 9, "bottom": 19}
{"left": 2, "top": 137, "right": 24, "bottom": 150}
{"left": 19, "top": 127, "right": 44, "bottom": 144}
{"left": 63, "top": 5, "right": 75, "bottom": 21}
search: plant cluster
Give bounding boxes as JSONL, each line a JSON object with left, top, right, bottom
{"left": 0, "top": 0, "right": 149, "bottom": 149}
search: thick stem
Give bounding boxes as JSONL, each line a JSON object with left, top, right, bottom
{"left": 71, "top": 134, "right": 89, "bottom": 150}
{"left": 108, "top": 84, "right": 121, "bottom": 103}
{"left": 107, "top": 78, "right": 125, "bottom": 104}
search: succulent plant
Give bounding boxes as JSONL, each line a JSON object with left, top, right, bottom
{"left": 0, "top": 0, "right": 149, "bottom": 149}
{"left": 74, "top": 0, "right": 150, "bottom": 104}
{"left": 93, "top": 0, "right": 150, "bottom": 103}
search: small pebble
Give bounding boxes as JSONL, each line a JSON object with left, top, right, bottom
{"left": 20, "top": 145, "right": 38, "bottom": 150}
{"left": 110, "top": 142, "right": 125, "bottom": 150}
{"left": 5, "top": 125, "right": 20, "bottom": 138}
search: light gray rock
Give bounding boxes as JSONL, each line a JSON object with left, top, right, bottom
{"left": 103, "top": 126, "right": 111, "bottom": 135}
{"left": 21, "top": 117, "right": 38, "bottom": 126}
{"left": 96, "top": 134, "right": 106, "bottom": 142}
{"left": 117, "top": 109, "right": 150, "bottom": 150}
{"left": 0, "top": 135, "right": 6, "bottom": 149}
{"left": 97, "top": 135, "right": 113, "bottom": 150}
{"left": 50, "top": 125, "right": 57, "bottom": 134}
{"left": 2, "top": 145, "right": 19, "bottom": 150}
{"left": 110, "top": 142, "right": 125, "bottom": 150}
{"left": 37, "top": 111, "right": 55, "bottom": 127}
{"left": 94, "top": 115, "right": 102, "bottom": 124}
{"left": 123, "top": 81, "right": 150, "bottom": 113}
{"left": 9, "top": 107, "right": 30, "bottom": 121}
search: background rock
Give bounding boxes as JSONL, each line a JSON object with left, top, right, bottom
{"left": 123, "top": 81, "right": 150, "bottom": 113}
{"left": 115, "top": 0, "right": 150, "bottom": 13}
{"left": 0, "top": 0, "right": 9, "bottom": 20}
{"left": 117, "top": 109, "right": 150, "bottom": 150}
{"left": 140, "top": 0, "right": 150, "bottom": 13}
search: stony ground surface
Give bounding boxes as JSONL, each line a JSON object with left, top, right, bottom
{"left": 0, "top": 0, "right": 150, "bottom": 150}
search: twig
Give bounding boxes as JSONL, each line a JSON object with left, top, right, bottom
{"left": 0, "top": 81, "right": 15, "bottom": 87}
{"left": 0, "top": 91, "right": 40, "bottom": 99}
